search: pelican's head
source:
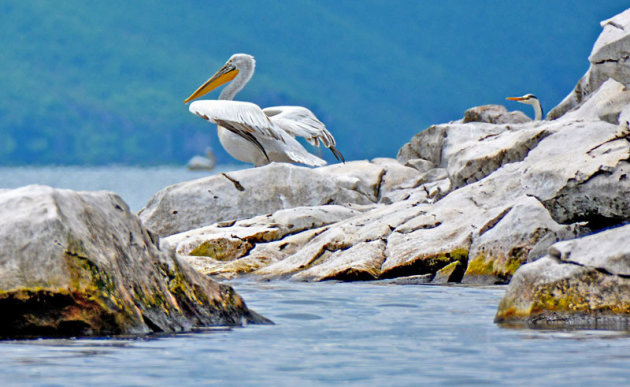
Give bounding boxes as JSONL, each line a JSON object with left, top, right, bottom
{"left": 506, "top": 94, "right": 539, "bottom": 106}
{"left": 184, "top": 53, "right": 256, "bottom": 103}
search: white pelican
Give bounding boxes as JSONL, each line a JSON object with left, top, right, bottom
{"left": 506, "top": 94, "right": 543, "bottom": 121}
{"left": 184, "top": 53, "right": 344, "bottom": 167}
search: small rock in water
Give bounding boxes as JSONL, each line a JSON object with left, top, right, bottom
{"left": 383, "top": 275, "right": 433, "bottom": 285}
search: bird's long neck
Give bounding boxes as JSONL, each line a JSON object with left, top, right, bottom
{"left": 532, "top": 99, "right": 543, "bottom": 121}
{"left": 219, "top": 60, "right": 255, "bottom": 101}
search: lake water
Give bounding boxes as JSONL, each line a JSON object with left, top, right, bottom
{"left": 1, "top": 166, "right": 629, "bottom": 386}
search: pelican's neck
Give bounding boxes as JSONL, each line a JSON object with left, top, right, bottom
{"left": 219, "top": 59, "right": 255, "bottom": 101}
{"left": 532, "top": 100, "right": 543, "bottom": 121}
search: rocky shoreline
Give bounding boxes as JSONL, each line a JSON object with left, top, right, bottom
{"left": 2, "top": 9, "right": 630, "bottom": 337}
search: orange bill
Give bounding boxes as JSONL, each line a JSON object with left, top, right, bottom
{"left": 506, "top": 96, "right": 525, "bottom": 101}
{"left": 184, "top": 64, "right": 239, "bottom": 103}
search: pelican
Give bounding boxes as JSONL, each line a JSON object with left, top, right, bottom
{"left": 184, "top": 53, "right": 344, "bottom": 167}
{"left": 506, "top": 94, "right": 544, "bottom": 121}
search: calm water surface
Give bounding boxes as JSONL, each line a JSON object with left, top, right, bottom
{"left": 0, "top": 165, "right": 243, "bottom": 212}
{"left": 0, "top": 167, "right": 629, "bottom": 385}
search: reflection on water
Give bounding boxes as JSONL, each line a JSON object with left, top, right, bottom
{"left": 0, "top": 281, "right": 628, "bottom": 386}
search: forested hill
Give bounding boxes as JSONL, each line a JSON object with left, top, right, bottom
{"left": 0, "top": 1, "right": 627, "bottom": 165}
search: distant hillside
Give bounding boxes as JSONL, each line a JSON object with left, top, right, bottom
{"left": 0, "top": 1, "right": 627, "bottom": 165}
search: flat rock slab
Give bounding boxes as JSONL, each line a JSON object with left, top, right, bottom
{"left": 0, "top": 185, "right": 268, "bottom": 339}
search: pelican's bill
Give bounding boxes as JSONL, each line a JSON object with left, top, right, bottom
{"left": 184, "top": 64, "right": 239, "bottom": 103}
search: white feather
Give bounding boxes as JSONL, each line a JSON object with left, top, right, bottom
{"left": 185, "top": 53, "right": 343, "bottom": 167}
{"left": 263, "top": 106, "right": 336, "bottom": 147}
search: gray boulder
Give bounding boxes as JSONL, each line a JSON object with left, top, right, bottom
{"left": 0, "top": 185, "right": 268, "bottom": 339}
{"left": 397, "top": 120, "right": 551, "bottom": 190}
{"left": 463, "top": 196, "right": 584, "bottom": 285}
{"left": 495, "top": 224, "right": 630, "bottom": 329}
{"left": 462, "top": 104, "right": 531, "bottom": 124}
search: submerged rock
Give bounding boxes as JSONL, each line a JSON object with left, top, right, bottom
{"left": 0, "top": 185, "right": 268, "bottom": 339}
{"left": 495, "top": 224, "right": 630, "bottom": 330}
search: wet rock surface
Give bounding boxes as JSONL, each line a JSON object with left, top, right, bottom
{"left": 0, "top": 186, "right": 268, "bottom": 339}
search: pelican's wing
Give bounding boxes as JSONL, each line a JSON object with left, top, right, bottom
{"left": 189, "top": 100, "right": 285, "bottom": 142}
{"left": 263, "top": 106, "right": 344, "bottom": 162}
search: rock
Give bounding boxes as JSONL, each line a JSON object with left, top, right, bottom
{"left": 0, "top": 185, "right": 268, "bottom": 339}
{"left": 139, "top": 160, "right": 421, "bottom": 237}
{"left": 463, "top": 196, "right": 585, "bottom": 285}
{"left": 397, "top": 124, "right": 447, "bottom": 166}
{"left": 431, "top": 261, "right": 464, "bottom": 284}
{"left": 558, "top": 78, "right": 630, "bottom": 125}
{"left": 440, "top": 122, "right": 551, "bottom": 189}
{"left": 139, "top": 163, "right": 377, "bottom": 237}
{"left": 589, "top": 9, "right": 630, "bottom": 87}
{"left": 150, "top": 9, "right": 630, "bottom": 286}
{"left": 165, "top": 86, "right": 629, "bottom": 284}
{"left": 398, "top": 119, "right": 552, "bottom": 190}
{"left": 549, "top": 9, "right": 630, "bottom": 120}
{"left": 292, "top": 240, "right": 387, "bottom": 282}
{"left": 161, "top": 204, "right": 368, "bottom": 279}
{"left": 253, "top": 200, "right": 415, "bottom": 280}
{"left": 548, "top": 225, "right": 630, "bottom": 276}
{"left": 382, "top": 274, "right": 433, "bottom": 285}
{"left": 462, "top": 104, "right": 531, "bottom": 124}
{"left": 495, "top": 224, "right": 630, "bottom": 330}
{"left": 303, "top": 95, "right": 623, "bottom": 282}
{"left": 403, "top": 158, "right": 436, "bottom": 173}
